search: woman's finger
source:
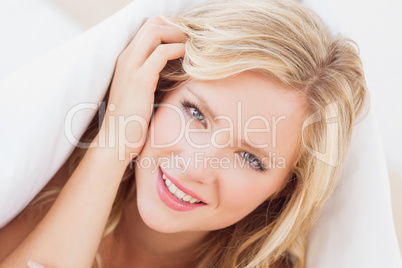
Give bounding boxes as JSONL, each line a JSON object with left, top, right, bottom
{"left": 121, "top": 16, "right": 187, "bottom": 68}
{"left": 135, "top": 43, "right": 186, "bottom": 92}
{"left": 129, "top": 25, "right": 187, "bottom": 65}
{"left": 109, "top": 42, "right": 184, "bottom": 103}
{"left": 127, "top": 16, "right": 185, "bottom": 50}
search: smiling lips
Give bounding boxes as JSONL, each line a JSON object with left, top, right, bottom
{"left": 157, "top": 167, "right": 206, "bottom": 211}
{"left": 162, "top": 173, "right": 202, "bottom": 204}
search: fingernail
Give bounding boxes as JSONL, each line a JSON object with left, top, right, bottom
{"left": 27, "top": 260, "right": 45, "bottom": 268}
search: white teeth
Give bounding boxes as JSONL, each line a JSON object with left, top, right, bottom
{"left": 189, "top": 198, "right": 198, "bottom": 204}
{"left": 162, "top": 172, "right": 202, "bottom": 204}
{"left": 182, "top": 195, "right": 192, "bottom": 202}
{"left": 168, "top": 184, "right": 178, "bottom": 194}
{"left": 175, "top": 190, "right": 186, "bottom": 199}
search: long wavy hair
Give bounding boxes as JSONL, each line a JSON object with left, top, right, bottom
{"left": 28, "top": 0, "right": 368, "bottom": 267}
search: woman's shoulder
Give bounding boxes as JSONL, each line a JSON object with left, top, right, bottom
{"left": 0, "top": 160, "right": 70, "bottom": 261}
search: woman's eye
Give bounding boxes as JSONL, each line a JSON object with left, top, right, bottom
{"left": 240, "top": 152, "right": 266, "bottom": 172}
{"left": 181, "top": 100, "right": 207, "bottom": 127}
{"left": 189, "top": 107, "right": 206, "bottom": 123}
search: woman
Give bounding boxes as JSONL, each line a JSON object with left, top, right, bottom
{"left": 0, "top": 0, "right": 368, "bottom": 267}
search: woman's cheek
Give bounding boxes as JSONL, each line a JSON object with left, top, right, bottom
{"left": 151, "top": 105, "right": 185, "bottom": 148}
{"left": 219, "top": 173, "right": 277, "bottom": 214}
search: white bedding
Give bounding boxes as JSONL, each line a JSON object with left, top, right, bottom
{"left": 0, "top": 0, "right": 400, "bottom": 267}
{"left": 0, "top": 0, "right": 84, "bottom": 81}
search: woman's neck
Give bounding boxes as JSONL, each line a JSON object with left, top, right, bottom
{"left": 100, "top": 195, "right": 210, "bottom": 268}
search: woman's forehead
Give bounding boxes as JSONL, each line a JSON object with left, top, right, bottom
{"left": 178, "top": 72, "right": 307, "bottom": 124}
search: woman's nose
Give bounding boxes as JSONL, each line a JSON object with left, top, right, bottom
{"left": 176, "top": 148, "right": 223, "bottom": 185}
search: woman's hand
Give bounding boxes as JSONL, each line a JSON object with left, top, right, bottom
{"left": 99, "top": 16, "right": 186, "bottom": 161}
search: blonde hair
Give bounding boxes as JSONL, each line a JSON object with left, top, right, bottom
{"left": 29, "top": 0, "right": 368, "bottom": 267}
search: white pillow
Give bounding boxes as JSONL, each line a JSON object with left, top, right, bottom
{"left": 306, "top": 109, "right": 402, "bottom": 267}
{"left": 0, "top": 0, "right": 84, "bottom": 81}
{"left": 302, "top": 0, "right": 401, "bottom": 266}
{"left": 0, "top": 0, "right": 400, "bottom": 267}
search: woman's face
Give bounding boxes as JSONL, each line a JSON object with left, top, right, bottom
{"left": 134, "top": 71, "right": 306, "bottom": 233}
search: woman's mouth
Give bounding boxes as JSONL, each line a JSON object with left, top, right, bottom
{"left": 157, "top": 167, "right": 206, "bottom": 211}
{"left": 162, "top": 173, "right": 202, "bottom": 204}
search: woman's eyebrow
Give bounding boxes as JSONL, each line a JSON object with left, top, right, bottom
{"left": 186, "top": 86, "right": 218, "bottom": 119}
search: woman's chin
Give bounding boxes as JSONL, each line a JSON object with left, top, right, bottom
{"left": 136, "top": 199, "right": 185, "bottom": 234}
